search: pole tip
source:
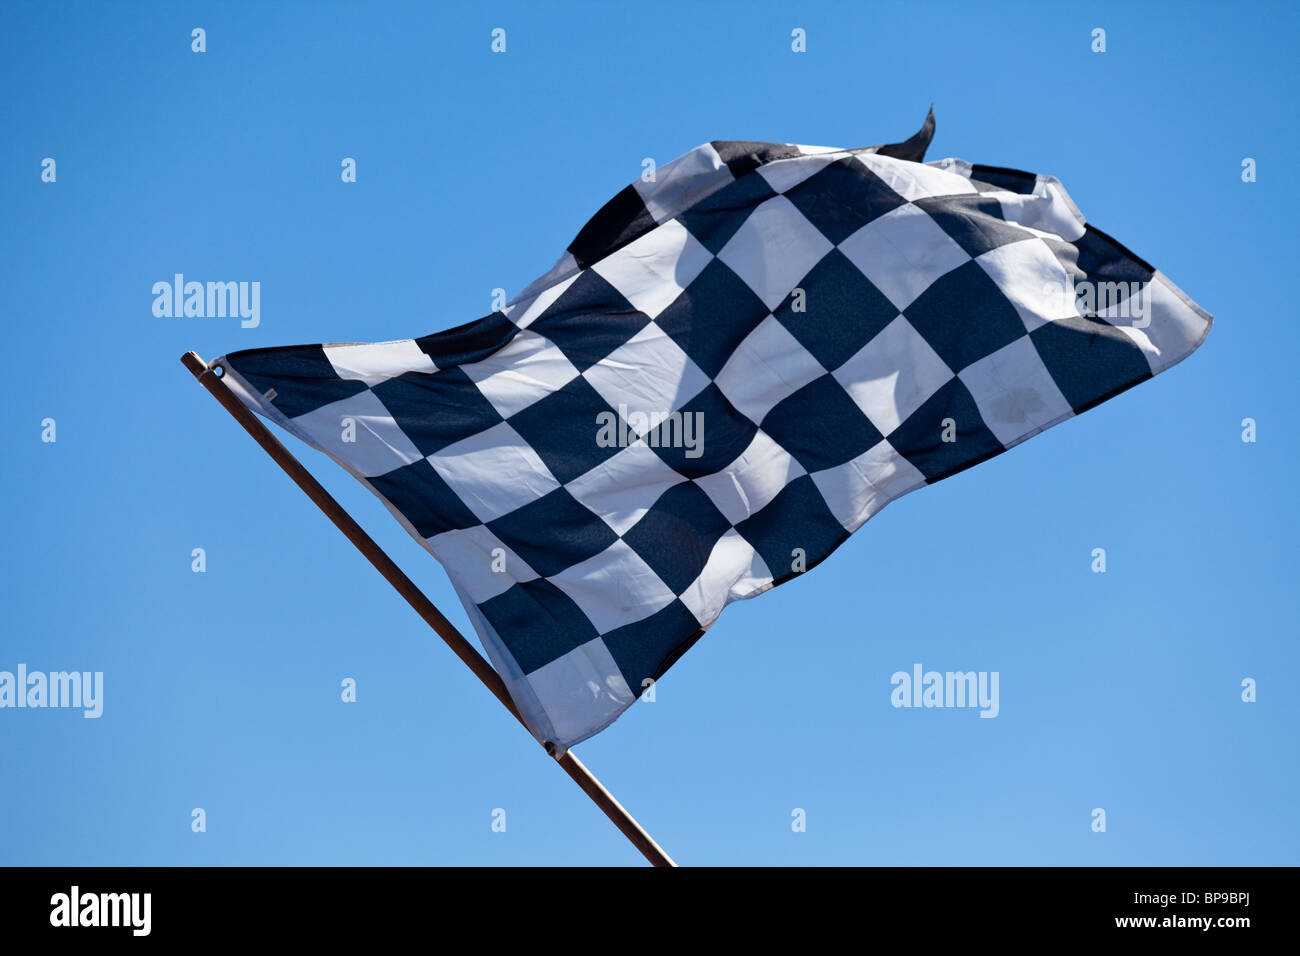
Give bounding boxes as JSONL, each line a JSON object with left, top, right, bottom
{"left": 181, "top": 351, "right": 209, "bottom": 376}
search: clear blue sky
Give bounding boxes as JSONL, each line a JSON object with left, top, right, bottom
{"left": 2, "top": 0, "right": 1295, "bottom": 866}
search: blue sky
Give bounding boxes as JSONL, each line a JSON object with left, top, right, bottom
{"left": 2, "top": 0, "right": 1296, "bottom": 866}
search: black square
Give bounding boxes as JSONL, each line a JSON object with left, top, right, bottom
{"left": 506, "top": 375, "right": 623, "bottom": 485}
{"left": 710, "top": 140, "right": 802, "bottom": 179}
{"left": 486, "top": 487, "right": 617, "bottom": 578}
{"left": 887, "top": 377, "right": 1005, "bottom": 483}
{"left": 914, "top": 195, "right": 1039, "bottom": 258}
{"left": 655, "top": 259, "right": 770, "bottom": 378}
{"left": 733, "top": 475, "right": 848, "bottom": 585}
{"left": 478, "top": 579, "right": 599, "bottom": 675}
{"left": 370, "top": 367, "right": 504, "bottom": 457}
{"left": 969, "top": 165, "right": 1037, "bottom": 195}
{"left": 760, "top": 374, "right": 884, "bottom": 474}
{"left": 602, "top": 599, "right": 705, "bottom": 694}
{"left": 678, "top": 173, "right": 777, "bottom": 255}
{"left": 530, "top": 270, "right": 651, "bottom": 372}
{"left": 784, "top": 157, "right": 908, "bottom": 244}
{"left": 1073, "top": 225, "right": 1156, "bottom": 285}
{"left": 903, "top": 260, "right": 1027, "bottom": 373}
{"left": 646, "top": 383, "right": 758, "bottom": 479}
{"left": 366, "top": 457, "right": 482, "bottom": 539}
{"left": 415, "top": 310, "right": 518, "bottom": 369}
{"left": 621, "top": 482, "right": 732, "bottom": 595}
{"left": 1029, "top": 315, "right": 1153, "bottom": 414}
{"left": 773, "top": 248, "right": 898, "bottom": 372}
{"left": 225, "top": 344, "right": 367, "bottom": 420}
{"left": 567, "top": 184, "right": 657, "bottom": 270}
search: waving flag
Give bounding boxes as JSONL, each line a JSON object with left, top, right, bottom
{"left": 213, "top": 113, "right": 1211, "bottom": 752}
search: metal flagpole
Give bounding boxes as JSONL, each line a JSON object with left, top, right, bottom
{"left": 180, "top": 351, "right": 676, "bottom": 868}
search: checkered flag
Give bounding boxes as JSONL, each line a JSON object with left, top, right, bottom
{"left": 215, "top": 113, "right": 1211, "bottom": 752}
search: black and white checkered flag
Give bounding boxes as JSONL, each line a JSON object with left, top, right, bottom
{"left": 215, "top": 113, "right": 1211, "bottom": 752}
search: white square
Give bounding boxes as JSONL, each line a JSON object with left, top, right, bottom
{"left": 564, "top": 439, "right": 685, "bottom": 536}
{"left": 324, "top": 339, "right": 438, "bottom": 384}
{"left": 582, "top": 322, "right": 710, "bottom": 417}
{"left": 993, "top": 180, "right": 1085, "bottom": 242}
{"left": 523, "top": 638, "right": 635, "bottom": 743}
{"left": 717, "top": 194, "right": 834, "bottom": 309}
{"left": 714, "top": 314, "right": 826, "bottom": 425}
{"left": 505, "top": 272, "right": 579, "bottom": 330}
{"left": 833, "top": 315, "right": 954, "bottom": 436}
{"left": 1114, "top": 272, "right": 1213, "bottom": 376}
{"left": 293, "top": 389, "right": 425, "bottom": 477}
{"left": 427, "top": 421, "right": 561, "bottom": 523}
{"left": 838, "top": 203, "right": 971, "bottom": 311}
{"left": 856, "top": 152, "right": 978, "bottom": 202}
{"left": 591, "top": 219, "right": 713, "bottom": 319}
{"left": 810, "top": 439, "right": 927, "bottom": 533}
{"left": 548, "top": 539, "right": 677, "bottom": 635}
{"left": 793, "top": 144, "right": 847, "bottom": 156}
{"left": 693, "top": 429, "right": 806, "bottom": 525}
{"left": 427, "top": 525, "right": 538, "bottom": 603}
{"left": 460, "top": 330, "right": 581, "bottom": 418}
{"left": 975, "top": 237, "right": 1082, "bottom": 333}
{"left": 678, "top": 529, "right": 773, "bottom": 626}
{"left": 632, "top": 142, "right": 728, "bottom": 222}
{"left": 757, "top": 153, "right": 836, "bottom": 193}
{"left": 958, "top": 336, "right": 1073, "bottom": 447}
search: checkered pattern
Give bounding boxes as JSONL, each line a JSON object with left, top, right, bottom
{"left": 216, "top": 126, "right": 1212, "bottom": 753}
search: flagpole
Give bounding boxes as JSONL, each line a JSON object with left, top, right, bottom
{"left": 180, "top": 351, "right": 676, "bottom": 868}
